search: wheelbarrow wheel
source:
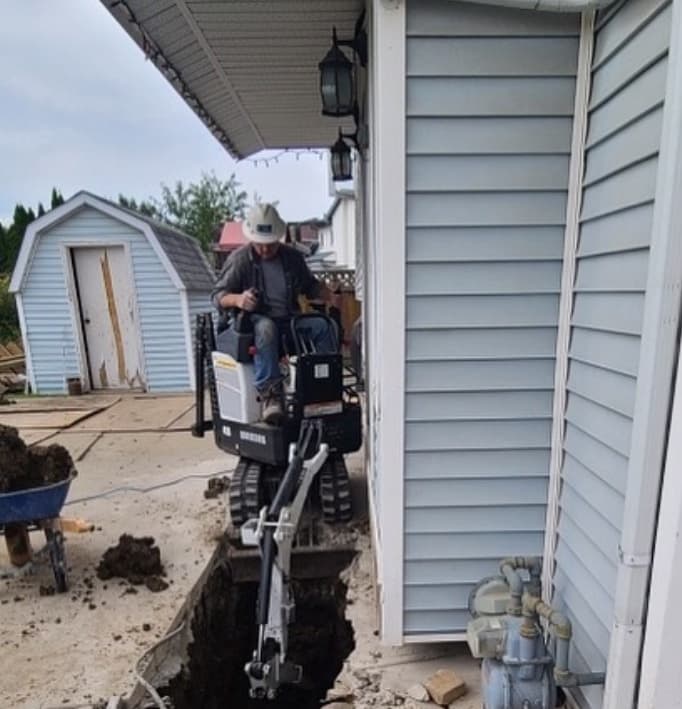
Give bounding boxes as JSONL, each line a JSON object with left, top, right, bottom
{"left": 44, "top": 527, "right": 68, "bottom": 593}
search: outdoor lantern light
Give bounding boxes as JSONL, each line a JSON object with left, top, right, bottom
{"left": 330, "top": 130, "right": 353, "bottom": 181}
{"left": 319, "top": 29, "right": 355, "bottom": 117}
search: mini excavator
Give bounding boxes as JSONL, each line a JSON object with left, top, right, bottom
{"left": 192, "top": 311, "right": 361, "bottom": 699}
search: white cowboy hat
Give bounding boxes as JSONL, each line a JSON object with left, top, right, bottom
{"left": 242, "top": 203, "right": 286, "bottom": 244}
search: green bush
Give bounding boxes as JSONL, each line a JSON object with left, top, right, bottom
{"left": 0, "top": 273, "right": 19, "bottom": 342}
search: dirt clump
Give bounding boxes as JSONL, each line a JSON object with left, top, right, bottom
{"left": 0, "top": 424, "right": 76, "bottom": 493}
{"left": 96, "top": 534, "right": 168, "bottom": 592}
{"left": 204, "top": 475, "right": 230, "bottom": 499}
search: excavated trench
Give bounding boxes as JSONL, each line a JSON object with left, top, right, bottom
{"left": 153, "top": 538, "right": 356, "bottom": 709}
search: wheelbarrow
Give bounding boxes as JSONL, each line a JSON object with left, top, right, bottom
{"left": 0, "top": 474, "right": 76, "bottom": 592}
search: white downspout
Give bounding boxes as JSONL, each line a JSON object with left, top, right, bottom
{"left": 543, "top": 9, "right": 595, "bottom": 604}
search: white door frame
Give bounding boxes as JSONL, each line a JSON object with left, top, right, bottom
{"left": 61, "top": 241, "right": 147, "bottom": 391}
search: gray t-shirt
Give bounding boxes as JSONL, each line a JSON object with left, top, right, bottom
{"left": 261, "top": 257, "right": 289, "bottom": 318}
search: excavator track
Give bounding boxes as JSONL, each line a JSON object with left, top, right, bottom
{"left": 319, "top": 455, "right": 353, "bottom": 523}
{"left": 229, "top": 458, "right": 263, "bottom": 529}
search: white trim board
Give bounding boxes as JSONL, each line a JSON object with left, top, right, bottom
{"left": 543, "top": 10, "right": 595, "bottom": 603}
{"left": 403, "top": 633, "right": 467, "bottom": 645}
{"left": 14, "top": 293, "right": 36, "bottom": 394}
{"left": 638, "top": 326, "right": 682, "bottom": 708}
{"left": 604, "top": 1, "right": 682, "bottom": 704}
{"left": 180, "top": 291, "right": 196, "bottom": 391}
{"left": 371, "top": 0, "right": 406, "bottom": 647}
{"left": 10, "top": 191, "right": 185, "bottom": 293}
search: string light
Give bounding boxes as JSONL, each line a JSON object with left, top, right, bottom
{"left": 110, "top": 1, "right": 331, "bottom": 167}
{"left": 241, "top": 148, "right": 327, "bottom": 167}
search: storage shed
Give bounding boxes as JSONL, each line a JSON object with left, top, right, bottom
{"left": 10, "top": 191, "right": 213, "bottom": 393}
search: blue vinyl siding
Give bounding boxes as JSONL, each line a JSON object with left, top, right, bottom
{"left": 21, "top": 206, "right": 191, "bottom": 393}
{"left": 188, "top": 291, "right": 212, "bottom": 328}
{"left": 551, "top": 1, "right": 672, "bottom": 707}
{"left": 404, "top": 0, "right": 579, "bottom": 637}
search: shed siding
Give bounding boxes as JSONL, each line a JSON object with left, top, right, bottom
{"left": 551, "top": 2, "right": 672, "bottom": 707}
{"left": 188, "top": 291, "right": 212, "bottom": 331}
{"left": 404, "top": 0, "right": 579, "bottom": 636}
{"left": 22, "top": 207, "right": 190, "bottom": 393}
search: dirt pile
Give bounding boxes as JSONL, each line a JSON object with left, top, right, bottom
{"left": 0, "top": 424, "right": 76, "bottom": 493}
{"left": 96, "top": 534, "right": 168, "bottom": 592}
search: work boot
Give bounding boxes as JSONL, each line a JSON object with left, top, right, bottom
{"left": 260, "top": 382, "right": 284, "bottom": 426}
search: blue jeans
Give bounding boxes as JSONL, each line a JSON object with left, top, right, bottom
{"left": 251, "top": 314, "right": 336, "bottom": 391}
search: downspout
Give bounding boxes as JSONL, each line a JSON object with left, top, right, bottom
{"left": 460, "top": 0, "right": 615, "bottom": 10}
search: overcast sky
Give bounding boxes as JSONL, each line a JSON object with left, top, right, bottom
{"left": 0, "top": 1, "right": 332, "bottom": 226}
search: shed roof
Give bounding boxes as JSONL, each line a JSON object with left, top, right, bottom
{"left": 148, "top": 222, "right": 214, "bottom": 291}
{"left": 10, "top": 191, "right": 214, "bottom": 293}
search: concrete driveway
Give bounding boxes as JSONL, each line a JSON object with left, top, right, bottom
{"left": 0, "top": 393, "right": 232, "bottom": 708}
{"left": 0, "top": 392, "right": 483, "bottom": 709}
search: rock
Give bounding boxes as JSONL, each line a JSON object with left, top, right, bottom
{"left": 424, "top": 669, "right": 467, "bottom": 706}
{"left": 407, "top": 684, "right": 430, "bottom": 702}
{"left": 353, "top": 668, "right": 372, "bottom": 689}
{"left": 327, "top": 682, "right": 354, "bottom": 702}
{"left": 374, "top": 689, "right": 397, "bottom": 704}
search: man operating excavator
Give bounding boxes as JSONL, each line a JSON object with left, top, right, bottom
{"left": 212, "top": 203, "right": 340, "bottom": 424}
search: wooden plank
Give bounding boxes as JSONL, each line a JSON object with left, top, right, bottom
{"left": 17, "top": 429, "right": 59, "bottom": 445}
{"left": 5, "top": 394, "right": 120, "bottom": 413}
{"left": 71, "top": 395, "right": 194, "bottom": 431}
{"left": 0, "top": 409, "right": 99, "bottom": 430}
{"left": 0, "top": 357, "right": 25, "bottom": 372}
{"left": 5, "top": 342, "right": 23, "bottom": 356}
{"left": 45, "top": 431, "right": 103, "bottom": 461}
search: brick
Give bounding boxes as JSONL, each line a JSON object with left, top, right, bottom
{"left": 424, "top": 669, "right": 467, "bottom": 706}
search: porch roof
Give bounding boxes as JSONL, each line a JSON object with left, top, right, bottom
{"left": 102, "top": 0, "right": 362, "bottom": 158}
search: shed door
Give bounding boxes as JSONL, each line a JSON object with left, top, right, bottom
{"left": 72, "top": 246, "right": 142, "bottom": 389}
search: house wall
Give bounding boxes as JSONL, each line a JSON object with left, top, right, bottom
{"left": 550, "top": 1, "right": 673, "bottom": 707}
{"left": 403, "top": 0, "right": 579, "bottom": 637}
{"left": 21, "top": 207, "right": 190, "bottom": 393}
{"left": 332, "top": 197, "right": 356, "bottom": 270}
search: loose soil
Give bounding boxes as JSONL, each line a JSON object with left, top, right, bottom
{"left": 96, "top": 534, "right": 169, "bottom": 592}
{"left": 204, "top": 475, "right": 230, "bottom": 499}
{"left": 0, "top": 424, "right": 76, "bottom": 493}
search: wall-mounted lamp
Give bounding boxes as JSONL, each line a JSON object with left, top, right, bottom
{"left": 330, "top": 129, "right": 357, "bottom": 182}
{"left": 318, "top": 23, "right": 367, "bottom": 117}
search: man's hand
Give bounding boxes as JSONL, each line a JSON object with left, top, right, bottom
{"left": 238, "top": 288, "right": 258, "bottom": 312}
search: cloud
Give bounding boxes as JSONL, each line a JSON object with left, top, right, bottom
{"left": 0, "top": 0, "right": 336, "bottom": 225}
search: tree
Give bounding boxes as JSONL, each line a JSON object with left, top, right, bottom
{"left": 156, "top": 172, "right": 247, "bottom": 254}
{"left": 50, "top": 188, "right": 64, "bottom": 210}
{"left": 0, "top": 204, "right": 34, "bottom": 274}
{"left": 0, "top": 273, "right": 19, "bottom": 341}
{"left": 0, "top": 189, "right": 63, "bottom": 341}
{"left": 118, "top": 194, "right": 161, "bottom": 220}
